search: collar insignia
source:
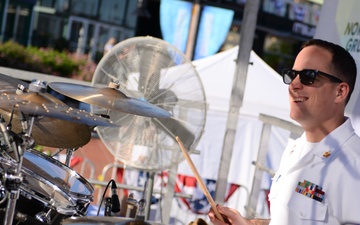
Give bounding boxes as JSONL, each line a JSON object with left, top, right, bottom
{"left": 322, "top": 151, "right": 331, "bottom": 158}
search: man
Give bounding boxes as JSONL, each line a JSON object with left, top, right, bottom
{"left": 209, "top": 39, "right": 360, "bottom": 224}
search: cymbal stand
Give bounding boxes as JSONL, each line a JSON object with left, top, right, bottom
{"left": 65, "top": 148, "right": 78, "bottom": 167}
{"left": 50, "top": 148, "right": 77, "bottom": 167}
{"left": 0, "top": 113, "right": 35, "bottom": 225}
{"left": 0, "top": 117, "right": 22, "bottom": 225}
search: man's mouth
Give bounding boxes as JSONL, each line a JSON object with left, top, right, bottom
{"left": 293, "top": 97, "right": 308, "bottom": 102}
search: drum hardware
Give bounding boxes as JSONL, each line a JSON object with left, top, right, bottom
{"left": 0, "top": 115, "right": 26, "bottom": 225}
{"left": 65, "top": 148, "right": 77, "bottom": 167}
{"left": 3, "top": 171, "right": 23, "bottom": 225}
{"left": 35, "top": 209, "right": 52, "bottom": 224}
{"left": 50, "top": 147, "right": 80, "bottom": 167}
{"left": 104, "top": 197, "right": 112, "bottom": 216}
{"left": 0, "top": 73, "right": 29, "bottom": 94}
{"left": 0, "top": 187, "right": 6, "bottom": 204}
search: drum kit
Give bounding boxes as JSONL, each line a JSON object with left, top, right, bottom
{"left": 0, "top": 73, "right": 171, "bottom": 225}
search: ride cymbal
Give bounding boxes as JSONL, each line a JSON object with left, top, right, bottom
{"left": 48, "top": 82, "right": 171, "bottom": 118}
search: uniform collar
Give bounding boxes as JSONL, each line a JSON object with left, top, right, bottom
{"left": 300, "top": 117, "right": 354, "bottom": 159}
{"left": 287, "top": 118, "right": 354, "bottom": 172}
{"left": 311, "top": 117, "right": 354, "bottom": 160}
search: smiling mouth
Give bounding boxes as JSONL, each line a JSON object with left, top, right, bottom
{"left": 293, "top": 97, "right": 308, "bottom": 102}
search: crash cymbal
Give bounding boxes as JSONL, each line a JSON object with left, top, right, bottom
{"left": 13, "top": 91, "right": 66, "bottom": 105}
{"left": 0, "top": 73, "right": 29, "bottom": 93}
{"left": 48, "top": 82, "right": 171, "bottom": 118}
{"left": 0, "top": 108, "right": 91, "bottom": 148}
{"left": 0, "top": 93, "right": 115, "bottom": 127}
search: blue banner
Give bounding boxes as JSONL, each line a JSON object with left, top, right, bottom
{"left": 160, "top": 0, "right": 234, "bottom": 60}
{"left": 160, "top": 0, "right": 192, "bottom": 53}
{"left": 194, "top": 6, "right": 234, "bottom": 60}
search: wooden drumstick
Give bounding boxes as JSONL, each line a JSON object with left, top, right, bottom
{"left": 176, "top": 136, "right": 225, "bottom": 223}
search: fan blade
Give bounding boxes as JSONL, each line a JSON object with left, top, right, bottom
{"left": 154, "top": 118, "right": 195, "bottom": 150}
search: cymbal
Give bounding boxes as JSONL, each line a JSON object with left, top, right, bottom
{"left": 48, "top": 82, "right": 172, "bottom": 118}
{"left": 13, "top": 91, "right": 66, "bottom": 105}
{"left": 0, "top": 93, "right": 116, "bottom": 127}
{"left": 0, "top": 73, "right": 29, "bottom": 93}
{"left": 0, "top": 108, "right": 91, "bottom": 148}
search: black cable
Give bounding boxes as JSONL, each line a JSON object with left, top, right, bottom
{"left": 96, "top": 179, "right": 113, "bottom": 216}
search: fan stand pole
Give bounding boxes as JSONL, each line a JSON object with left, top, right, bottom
{"left": 144, "top": 171, "right": 155, "bottom": 220}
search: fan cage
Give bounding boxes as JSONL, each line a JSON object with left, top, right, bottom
{"left": 91, "top": 36, "right": 207, "bottom": 171}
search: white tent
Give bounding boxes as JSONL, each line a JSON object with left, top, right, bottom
{"left": 176, "top": 46, "right": 298, "bottom": 218}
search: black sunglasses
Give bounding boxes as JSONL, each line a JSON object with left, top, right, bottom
{"left": 282, "top": 69, "right": 343, "bottom": 85}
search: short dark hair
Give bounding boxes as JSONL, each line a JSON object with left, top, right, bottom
{"left": 301, "top": 39, "right": 357, "bottom": 104}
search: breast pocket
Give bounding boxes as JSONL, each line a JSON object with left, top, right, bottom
{"left": 288, "top": 192, "right": 328, "bottom": 223}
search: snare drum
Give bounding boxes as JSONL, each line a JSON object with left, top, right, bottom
{"left": 0, "top": 149, "right": 94, "bottom": 224}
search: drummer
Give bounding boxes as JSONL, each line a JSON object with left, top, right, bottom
{"left": 209, "top": 39, "right": 360, "bottom": 224}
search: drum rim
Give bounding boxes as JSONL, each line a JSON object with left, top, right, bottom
{"left": 26, "top": 149, "right": 94, "bottom": 197}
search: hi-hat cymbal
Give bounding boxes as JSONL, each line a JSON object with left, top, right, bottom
{"left": 48, "top": 82, "right": 171, "bottom": 118}
{"left": 0, "top": 93, "right": 115, "bottom": 127}
{"left": 0, "top": 108, "right": 91, "bottom": 148}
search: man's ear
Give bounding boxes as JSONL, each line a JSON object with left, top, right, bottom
{"left": 335, "top": 83, "right": 349, "bottom": 103}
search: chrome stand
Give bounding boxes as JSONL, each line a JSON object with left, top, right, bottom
{"left": 0, "top": 114, "right": 34, "bottom": 225}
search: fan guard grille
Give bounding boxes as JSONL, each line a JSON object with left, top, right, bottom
{"left": 91, "top": 36, "right": 207, "bottom": 171}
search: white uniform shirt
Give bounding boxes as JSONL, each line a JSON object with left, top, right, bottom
{"left": 269, "top": 118, "right": 360, "bottom": 225}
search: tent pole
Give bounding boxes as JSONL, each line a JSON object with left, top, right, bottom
{"left": 214, "top": 0, "right": 260, "bottom": 205}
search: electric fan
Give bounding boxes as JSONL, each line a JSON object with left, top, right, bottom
{"left": 91, "top": 36, "right": 207, "bottom": 171}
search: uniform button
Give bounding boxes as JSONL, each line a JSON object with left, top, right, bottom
{"left": 300, "top": 211, "right": 304, "bottom": 217}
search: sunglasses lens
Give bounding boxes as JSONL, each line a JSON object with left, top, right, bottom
{"left": 299, "top": 70, "right": 316, "bottom": 85}
{"left": 282, "top": 69, "right": 317, "bottom": 85}
{"left": 283, "top": 70, "right": 296, "bottom": 84}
